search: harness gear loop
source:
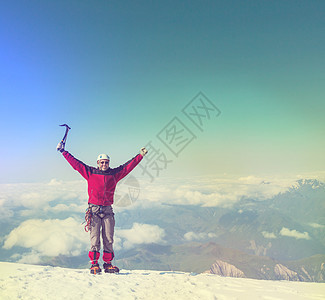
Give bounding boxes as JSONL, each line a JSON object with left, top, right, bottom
{"left": 83, "top": 207, "right": 92, "bottom": 232}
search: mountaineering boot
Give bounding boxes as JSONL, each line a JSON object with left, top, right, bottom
{"left": 103, "top": 262, "right": 119, "bottom": 273}
{"left": 90, "top": 263, "right": 102, "bottom": 275}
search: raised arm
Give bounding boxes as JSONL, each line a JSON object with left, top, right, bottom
{"left": 114, "top": 148, "right": 148, "bottom": 181}
{"left": 61, "top": 151, "right": 91, "bottom": 180}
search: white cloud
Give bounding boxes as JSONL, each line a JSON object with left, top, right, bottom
{"left": 138, "top": 174, "right": 300, "bottom": 208}
{"left": 238, "top": 176, "right": 264, "bottom": 184}
{"left": 0, "top": 201, "right": 14, "bottom": 222}
{"left": 184, "top": 231, "right": 217, "bottom": 241}
{"left": 3, "top": 218, "right": 89, "bottom": 257}
{"left": 279, "top": 227, "right": 310, "bottom": 240}
{"left": 116, "top": 223, "right": 165, "bottom": 249}
{"left": 308, "top": 223, "right": 325, "bottom": 229}
{"left": 14, "top": 250, "right": 43, "bottom": 264}
{"left": 3, "top": 218, "right": 166, "bottom": 261}
{"left": 261, "top": 231, "right": 277, "bottom": 239}
{"left": 0, "top": 179, "right": 87, "bottom": 216}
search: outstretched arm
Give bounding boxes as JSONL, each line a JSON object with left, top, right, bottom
{"left": 61, "top": 151, "right": 91, "bottom": 180}
{"left": 115, "top": 147, "right": 148, "bottom": 181}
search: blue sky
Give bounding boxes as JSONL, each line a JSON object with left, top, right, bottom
{"left": 1, "top": 0, "right": 324, "bottom": 183}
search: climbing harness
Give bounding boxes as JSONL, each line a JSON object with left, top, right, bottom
{"left": 83, "top": 205, "right": 113, "bottom": 232}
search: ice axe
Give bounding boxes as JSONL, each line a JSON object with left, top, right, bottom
{"left": 57, "top": 124, "right": 71, "bottom": 152}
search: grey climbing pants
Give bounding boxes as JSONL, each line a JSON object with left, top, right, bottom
{"left": 89, "top": 205, "right": 115, "bottom": 253}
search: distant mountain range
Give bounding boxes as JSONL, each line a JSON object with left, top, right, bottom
{"left": 116, "top": 242, "right": 325, "bottom": 282}
{"left": 114, "top": 178, "right": 325, "bottom": 281}
{"left": 116, "top": 179, "right": 325, "bottom": 259}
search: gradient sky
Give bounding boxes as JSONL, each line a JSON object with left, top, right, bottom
{"left": 1, "top": 0, "right": 324, "bottom": 183}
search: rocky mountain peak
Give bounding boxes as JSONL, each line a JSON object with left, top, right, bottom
{"left": 274, "top": 264, "right": 301, "bottom": 281}
{"left": 206, "top": 260, "right": 245, "bottom": 278}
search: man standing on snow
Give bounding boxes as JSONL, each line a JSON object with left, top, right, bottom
{"left": 57, "top": 141, "right": 147, "bottom": 274}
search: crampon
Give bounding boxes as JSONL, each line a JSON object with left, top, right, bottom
{"left": 103, "top": 263, "right": 119, "bottom": 273}
{"left": 90, "top": 263, "right": 102, "bottom": 275}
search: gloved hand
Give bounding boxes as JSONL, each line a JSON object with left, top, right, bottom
{"left": 140, "top": 147, "right": 148, "bottom": 156}
{"left": 56, "top": 142, "right": 65, "bottom": 153}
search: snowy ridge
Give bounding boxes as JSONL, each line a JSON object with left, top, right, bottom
{"left": 0, "top": 262, "right": 324, "bottom": 300}
{"left": 290, "top": 179, "right": 324, "bottom": 191}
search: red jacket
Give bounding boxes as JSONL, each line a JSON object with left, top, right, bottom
{"left": 62, "top": 151, "right": 143, "bottom": 206}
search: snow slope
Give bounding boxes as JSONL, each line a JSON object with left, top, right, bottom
{"left": 0, "top": 262, "right": 324, "bottom": 300}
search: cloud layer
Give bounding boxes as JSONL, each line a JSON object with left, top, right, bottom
{"left": 3, "top": 218, "right": 89, "bottom": 263}
{"left": 1, "top": 174, "right": 322, "bottom": 264}
{"left": 0, "top": 179, "right": 87, "bottom": 221}
{"left": 137, "top": 174, "right": 302, "bottom": 208}
{"left": 116, "top": 223, "right": 166, "bottom": 250}
{"left": 3, "top": 217, "right": 166, "bottom": 263}
{"left": 0, "top": 174, "right": 319, "bottom": 218}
